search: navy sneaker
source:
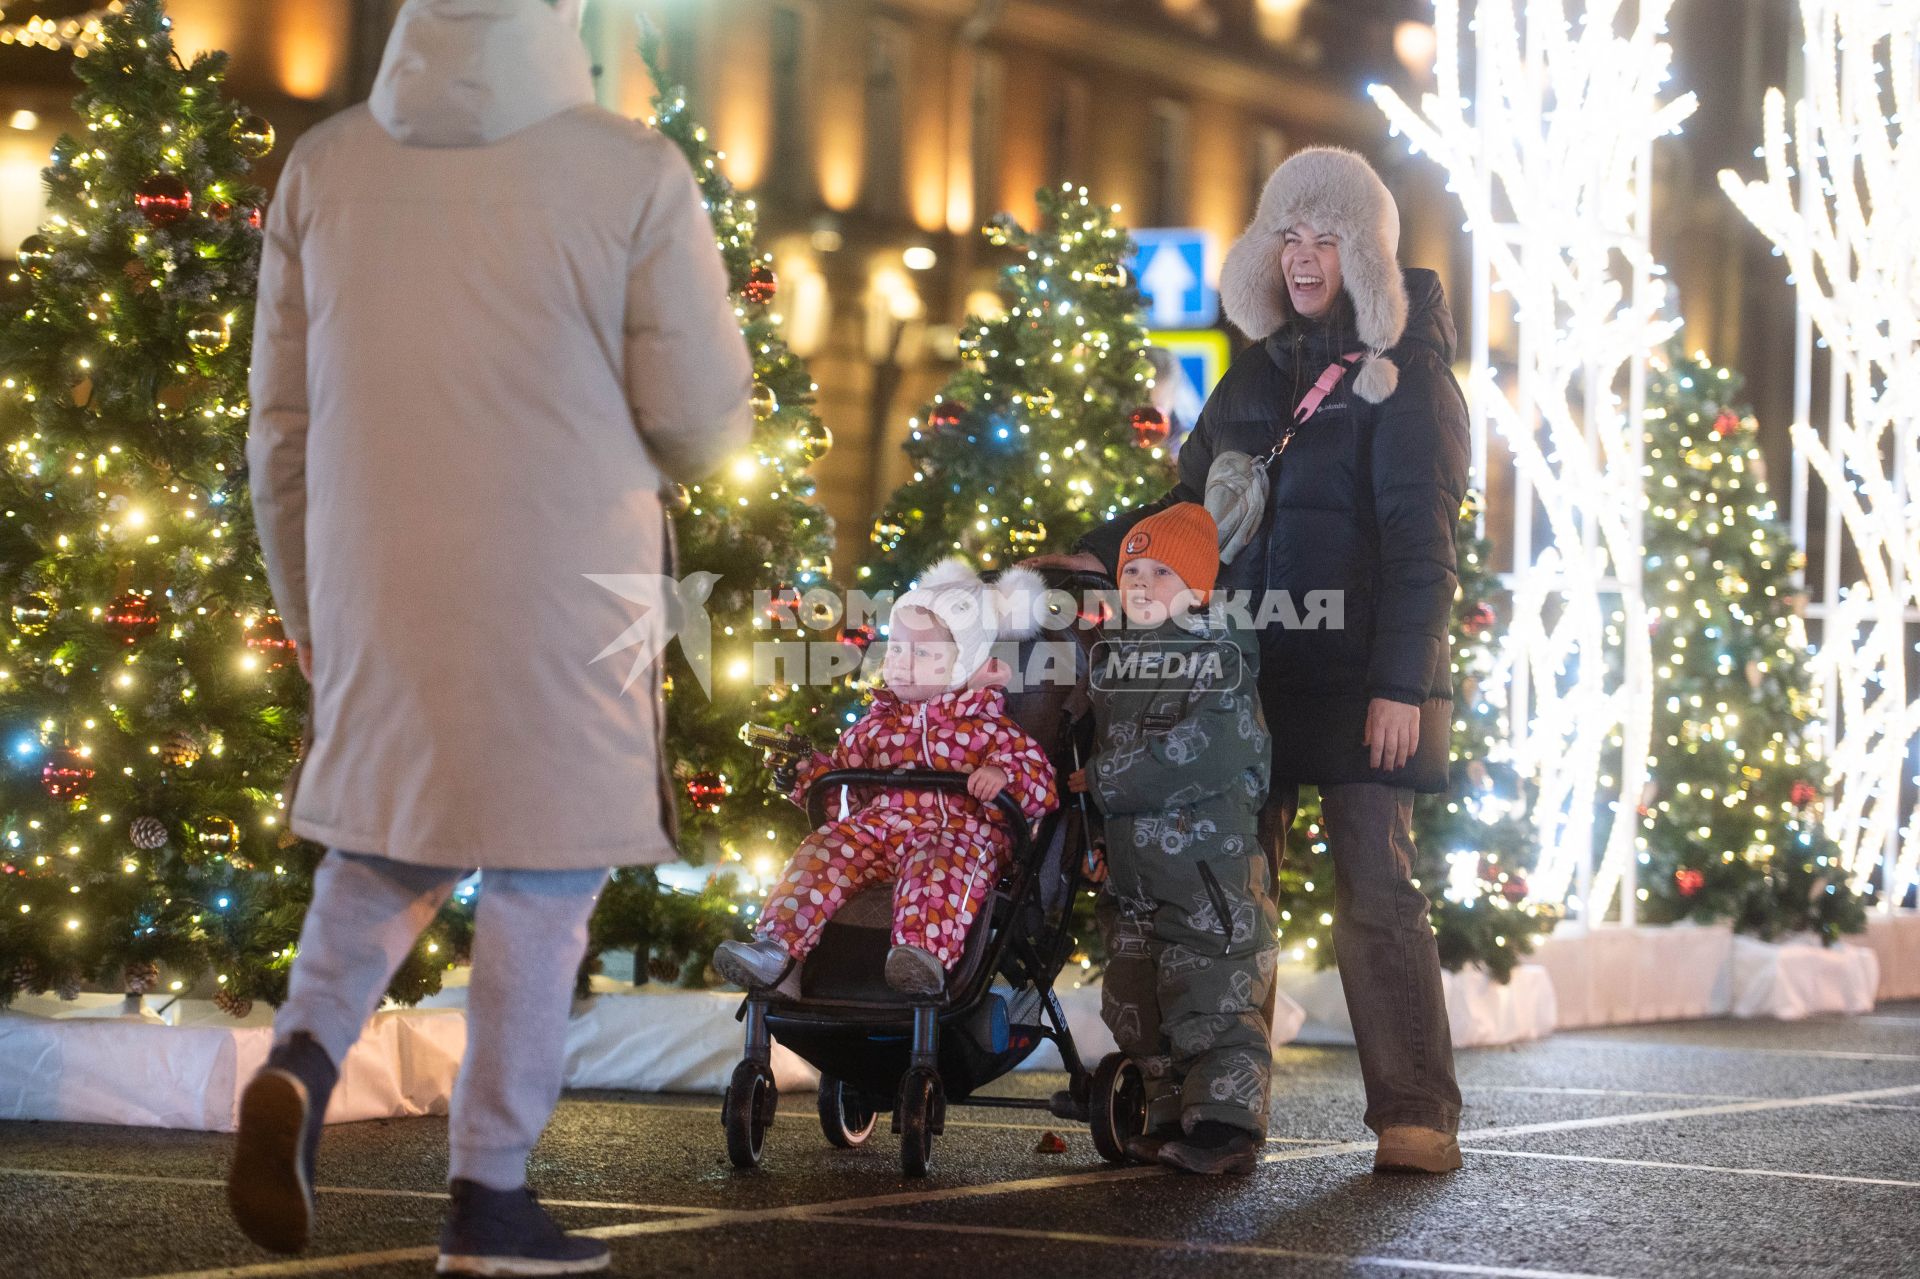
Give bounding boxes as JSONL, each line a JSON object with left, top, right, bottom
{"left": 228, "top": 1031, "right": 338, "bottom": 1254}
{"left": 437, "top": 1179, "right": 611, "bottom": 1276}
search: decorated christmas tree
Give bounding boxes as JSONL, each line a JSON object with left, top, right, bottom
{"left": 1273, "top": 500, "right": 1555, "bottom": 982}
{"left": 859, "top": 185, "right": 1169, "bottom": 595}
{"left": 577, "top": 33, "right": 857, "bottom": 986}
{"left": 0, "top": 1, "right": 455, "bottom": 1011}
{"left": 1633, "top": 347, "right": 1865, "bottom": 942}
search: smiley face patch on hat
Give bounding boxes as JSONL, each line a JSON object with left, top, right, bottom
{"left": 1123, "top": 530, "right": 1152, "bottom": 556}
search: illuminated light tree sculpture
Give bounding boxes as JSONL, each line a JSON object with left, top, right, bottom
{"left": 1371, "top": 0, "right": 1697, "bottom": 922}
{"left": 1719, "top": 1, "right": 1920, "bottom": 909}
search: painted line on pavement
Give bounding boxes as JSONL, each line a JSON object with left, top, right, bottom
{"left": 798, "top": 1216, "right": 1625, "bottom": 1279}
{"left": 1458, "top": 1081, "right": 1920, "bottom": 1143}
{"left": 0, "top": 1165, "right": 708, "bottom": 1213}
{"left": 128, "top": 1079, "right": 1920, "bottom": 1279}
{"left": 1461, "top": 1147, "right": 1920, "bottom": 1189}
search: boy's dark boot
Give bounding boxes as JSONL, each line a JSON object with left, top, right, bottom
{"left": 1159, "top": 1120, "right": 1260, "bottom": 1175}
{"left": 228, "top": 1031, "right": 338, "bottom": 1254}
{"left": 437, "top": 1179, "right": 611, "bottom": 1275}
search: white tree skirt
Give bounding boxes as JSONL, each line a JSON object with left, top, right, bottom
{"left": 8, "top": 916, "right": 1902, "bottom": 1130}
{"left": 1273, "top": 961, "right": 1558, "bottom": 1048}
{"left": 0, "top": 994, "right": 463, "bottom": 1132}
{"left": 1860, "top": 910, "right": 1920, "bottom": 1001}
{"left": 1530, "top": 920, "right": 1736, "bottom": 1028}
{"left": 1728, "top": 935, "right": 1879, "bottom": 1019}
{"left": 1532, "top": 920, "right": 1884, "bottom": 1025}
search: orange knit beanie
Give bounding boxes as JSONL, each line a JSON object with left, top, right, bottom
{"left": 1116, "top": 502, "right": 1220, "bottom": 602}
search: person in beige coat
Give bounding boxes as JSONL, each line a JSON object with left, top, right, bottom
{"left": 225, "top": 1, "right": 751, "bottom": 1273}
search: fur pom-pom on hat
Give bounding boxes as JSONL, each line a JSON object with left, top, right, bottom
{"left": 1221, "top": 146, "right": 1407, "bottom": 403}
{"left": 895, "top": 558, "right": 1050, "bottom": 689}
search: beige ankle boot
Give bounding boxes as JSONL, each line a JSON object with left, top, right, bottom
{"left": 1374, "top": 1125, "right": 1463, "bottom": 1173}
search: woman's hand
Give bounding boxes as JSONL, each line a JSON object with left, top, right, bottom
{"left": 1066, "top": 768, "right": 1089, "bottom": 794}
{"left": 1019, "top": 551, "right": 1105, "bottom": 574}
{"left": 1364, "top": 698, "right": 1420, "bottom": 772}
{"left": 968, "top": 765, "right": 1010, "bottom": 802}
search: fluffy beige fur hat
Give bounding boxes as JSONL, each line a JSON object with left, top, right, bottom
{"left": 1220, "top": 147, "right": 1408, "bottom": 404}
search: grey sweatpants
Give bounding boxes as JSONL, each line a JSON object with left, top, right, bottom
{"left": 275, "top": 850, "right": 608, "bottom": 1191}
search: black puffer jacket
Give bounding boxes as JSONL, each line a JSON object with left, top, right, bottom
{"left": 1079, "top": 268, "right": 1469, "bottom": 793}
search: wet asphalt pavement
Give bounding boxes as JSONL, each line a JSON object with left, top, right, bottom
{"left": 3, "top": 1003, "right": 1917, "bottom": 1278}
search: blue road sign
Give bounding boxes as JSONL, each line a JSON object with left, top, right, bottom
{"left": 1130, "top": 228, "right": 1219, "bottom": 329}
{"left": 1148, "top": 329, "right": 1231, "bottom": 444}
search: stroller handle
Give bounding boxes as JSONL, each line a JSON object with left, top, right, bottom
{"left": 803, "top": 768, "right": 1035, "bottom": 864}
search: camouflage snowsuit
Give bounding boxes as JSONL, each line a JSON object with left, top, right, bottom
{"left": 1088, "top": 608, "right": 1277, "bottom": 1137}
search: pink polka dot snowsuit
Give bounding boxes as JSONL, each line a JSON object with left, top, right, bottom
{"left": 754, "top": 685, "right": 1057, "bottom": 970}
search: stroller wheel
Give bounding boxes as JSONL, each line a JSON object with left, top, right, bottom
{"left": 723, "top": 1060, "right": 777, "bottom": 1169}
{"left": 1088, "top": 1053, "right": 1146, "bottom": 1164}
{"left": 896, "top": 1068, "right": 941, "bottom": 1178}
{"left": 818, "top": 1075, "right": 878, "bottom": 1149}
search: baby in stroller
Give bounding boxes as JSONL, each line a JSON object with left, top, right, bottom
{"left": 714, "top": 559, "right": 1059, "bottom": 1001}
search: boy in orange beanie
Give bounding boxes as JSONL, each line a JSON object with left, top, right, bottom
{"left": 1070, "top": 502, "right": 1276, "bottom": 1175}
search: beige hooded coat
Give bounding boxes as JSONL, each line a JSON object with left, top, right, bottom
{"left": 247, "top": 0, "right": 752, "bottom": 870}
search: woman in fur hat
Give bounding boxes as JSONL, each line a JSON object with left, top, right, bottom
{"left": 1032, "top": 146, "right": 1469, "bottom": 1175}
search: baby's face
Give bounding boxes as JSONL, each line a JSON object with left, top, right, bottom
{"left": 1119, "top": 557, "right": 1202, "bottom": 627}
{"left": 881, "top": 606, "right": 959, "bottom": 700}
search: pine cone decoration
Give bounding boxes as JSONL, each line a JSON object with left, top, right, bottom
{"left": 213, "top": 988, "right": 254, "bottom": 1019}
{"left": 647, "top": 956, "right": 681, "bottom": 984}
{"left": 129, "top": 816, "right": 169, "bottom": 850}
{"left": 124, "top": 961, "right": 160, "bottom": 995}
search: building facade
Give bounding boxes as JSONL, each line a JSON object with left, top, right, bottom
{"left": 0, "top": 0, "right": 1797, "bottom": 574}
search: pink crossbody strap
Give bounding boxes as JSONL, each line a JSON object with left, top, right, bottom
{"left": 1258, "top": 351, "right": 1367, "bottom": 470}
{"left": 1292, "top": 351, "right": 1367, "bottom": 425}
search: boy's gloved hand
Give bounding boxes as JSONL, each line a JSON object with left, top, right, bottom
{"left": 967, "top": 765, "right": 1010, "bottom": 803}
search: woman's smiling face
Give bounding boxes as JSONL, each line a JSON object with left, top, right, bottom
{"left": 1281, "top": 221, "right": 1343, "bottom": 319}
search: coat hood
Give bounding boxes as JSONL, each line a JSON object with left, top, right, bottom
{"left": 1221, "top": 147, "right": 1407, "bottom": 403}
{"left": 370, "top": 0, "right": 594, "bottom": 147}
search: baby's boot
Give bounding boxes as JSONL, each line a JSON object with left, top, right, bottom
{"left": 884, "top": 944, "right": 946, "bottom": 996}
{"left": 713, "top": 939, "right": 801, "bottom": 1000}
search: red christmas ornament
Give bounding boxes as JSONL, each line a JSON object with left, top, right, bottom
{"left": 134, "top": 174, "right": 192, "bottom": 228}
{"left": 1463, "top": 602, "right": 1497, "bottom": 635}
{"left": 840, "top": 624, "right": 877, "bottom": 652}
{"left": 1129, "top": 406, "right": 1170, "bottom": 448}
{"left": 209, "top": 201, "right": 264, "bottom": 230}
{"left": 1711, "top": 411, "right": 1740, "bottom": 439}
{"left": 742, "top": 264, "right": 777, "bottom": 305}
{"left": 686, "top": 771, "right": 730, "bottom": 812}
{"left": 245, "top": 613, "right": 297, "bottom": 669}
{"left": 105, "top": 592, "right": 160, "bottom": 645}
{"left": 1675, "top": 868, "right": 1706, "bottom": 898}
{"left": 1501, "top": 875, "right": 1529, "bottom": 903}
{"left": 1790, "top": 780, "right": 1819, "bottom": 807}
{"left": 41, "top": 749, "right": 94, "bottom": 800}
{"left": 928, "top": 401, "right": 966, "bottom": 433}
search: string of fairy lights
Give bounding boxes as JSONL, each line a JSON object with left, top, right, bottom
{"left": 1719, "top": 0, "right": 1920, "bottom": 909}
{"left": 0, "top": 1, "right": 121, "bottom": 52}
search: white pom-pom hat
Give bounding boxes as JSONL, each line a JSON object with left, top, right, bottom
{"left": 893, "top": 558, "right": 1050, "bottom": 690}
{"left": 1221, "top": 146, "right": 1408, "bottom": 404}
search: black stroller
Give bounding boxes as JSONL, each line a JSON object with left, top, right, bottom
{"left": 721, "top": 569, "right": 1146, "bottom": 1177}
